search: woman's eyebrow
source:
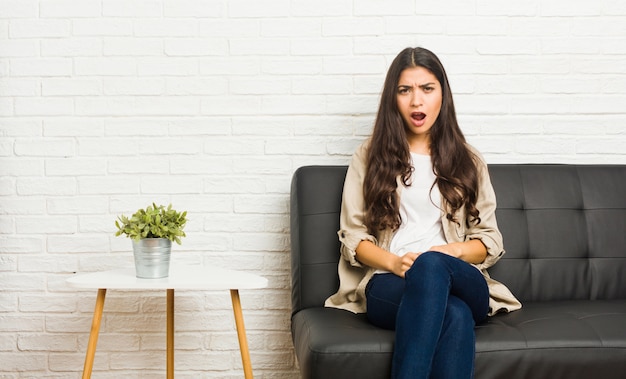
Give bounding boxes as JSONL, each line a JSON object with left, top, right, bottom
{"left": 397, "top": 82, "right": 436, "bottom": 88}
{"left": 419, "top": 82, "right": 436, "bottom": 88}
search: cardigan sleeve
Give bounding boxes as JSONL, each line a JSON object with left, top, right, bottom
{"left": 337, "top": 141, "right": 378, "bottom": 267}
{"left": 465, "top": 148, "right": 505, "bottom": 270}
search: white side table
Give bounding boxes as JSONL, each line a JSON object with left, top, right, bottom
{"left": 66, "top": 265, "right": 268, "bottom": 379}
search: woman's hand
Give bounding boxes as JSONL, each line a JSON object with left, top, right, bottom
{"left": 355, "top": 240, "right": 421, "bottom": 278}
{"left": 392, "top": 252, "right": 419, "bottom": 278}
{"left": 427, "top": 240, "right": 487, "bottom": 264}
{"left": 428, "top": 243, "right": 463, "bottom": 258}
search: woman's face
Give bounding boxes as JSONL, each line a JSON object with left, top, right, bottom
{"left": 396, "top": 66, "right": 442, "bottom": 148}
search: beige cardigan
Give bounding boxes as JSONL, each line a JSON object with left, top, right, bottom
{"left": 325, "top": 140, "right": 522, "bottom": 316}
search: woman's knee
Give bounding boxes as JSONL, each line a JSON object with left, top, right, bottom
{"left": 406, "top": 251, "right": 448, "bottom": 278}
{"left": 413, "top": 250, "right": 442, "bottom": 266}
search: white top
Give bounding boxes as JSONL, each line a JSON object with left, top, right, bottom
{"left": 378, "top": 153, "right": 446, "bottom": 273}
{"left": 66, "top": 264, "right": 268, "bottom": 291}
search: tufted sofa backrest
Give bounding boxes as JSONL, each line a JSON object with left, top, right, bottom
{"left": 290, "top": 164, "right": 626, "bottom": 314}
{"left": 487, "top": 165, "right": 626, "bottom": 302}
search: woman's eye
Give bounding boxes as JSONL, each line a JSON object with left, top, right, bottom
{"left": 423, "top": 87, "right": 434, "bottom": 92}
{"left": 398, "top": 87, "right": 410, "bottom": 94}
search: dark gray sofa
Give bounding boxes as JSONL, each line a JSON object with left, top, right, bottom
{"left": 290, "top": 164, "right": 626, "bottom": 379}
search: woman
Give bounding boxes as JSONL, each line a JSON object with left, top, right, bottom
{"left": 325, "top": 47, "right": 521, "bottom": 379}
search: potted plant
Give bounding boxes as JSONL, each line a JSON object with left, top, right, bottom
{"left": 115, "top": 203, "right": 187, "bottom": 278}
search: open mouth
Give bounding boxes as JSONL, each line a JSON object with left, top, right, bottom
{"left": 411, "top": 112, "right": 426, "bottom": 121}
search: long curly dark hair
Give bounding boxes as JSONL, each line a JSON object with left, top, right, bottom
{"left": 363, "top": 47, "right": 480, "bottom": 232}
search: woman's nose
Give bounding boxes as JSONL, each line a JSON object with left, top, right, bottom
{"left": 411, "top": 92, "right": 423, "bottom": 107}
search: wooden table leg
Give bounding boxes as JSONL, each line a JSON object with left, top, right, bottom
{"left": 82, "top": 288, "right": 106, "bottom": 379}
{"left": 167, "top": 289, "right": 174, "bottom": 379}
{"left": 230, "top": 289, "right": 253, "bottom": 379}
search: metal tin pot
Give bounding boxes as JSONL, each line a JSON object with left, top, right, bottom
{"left": 132, "top": 238, "right": 172, "bottom": 278}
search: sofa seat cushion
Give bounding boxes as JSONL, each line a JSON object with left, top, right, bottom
{"left": 476, "top": 300, "right": 626, "bottom": 378}
{"left": 291, "top": 307, "right": 393, "bottom": 379}
{"left": 293, "top": 300, "right": 626, "bottom": 379}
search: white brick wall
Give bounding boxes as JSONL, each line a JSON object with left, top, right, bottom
{"left": 1, "top": 0, "right": 625, "bottom": 377}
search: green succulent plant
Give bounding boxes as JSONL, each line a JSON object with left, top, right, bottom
{"left": 115, "top": 203, "right": 187, "bottom": 244}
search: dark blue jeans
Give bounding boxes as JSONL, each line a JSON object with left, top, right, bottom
{"left": 365, "top": 251, "right": 489, "bottom": 379}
